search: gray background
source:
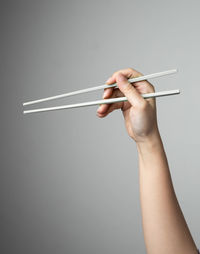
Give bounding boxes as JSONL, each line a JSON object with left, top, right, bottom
{"left": 1, "top": 0, "right": 200, "bottom": 253}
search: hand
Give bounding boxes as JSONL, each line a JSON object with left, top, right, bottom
{"left": 97, "top": 68, "right": 160, "bottom": 143}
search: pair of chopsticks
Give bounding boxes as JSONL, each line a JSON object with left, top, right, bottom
{"left": 23, "top": 69, "right": 180, "bottom": 114}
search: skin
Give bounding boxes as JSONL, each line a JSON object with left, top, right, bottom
{"left": 97, "top": 68, "right": 198, "bottom": 254}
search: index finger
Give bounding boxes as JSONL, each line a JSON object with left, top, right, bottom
{"left": 99, "top": 68, "right": 144, "bottom": 113}
{"left": 106, "top": 67, "right": 155, "bottom": 97}
{"left": 106, "top": 68, "right": 143, "bottom": 85}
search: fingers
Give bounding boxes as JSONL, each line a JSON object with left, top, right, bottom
{"left": 96, "top": 78, "right": 115, "bottom": 114}
{"left": 116, "top": 73, "right": 146, "bottom": 107}
{"left": 132, "top": 80, "right": 155, "bottom": 95}
{"left": 97, "top": 67, "right": 156, "bottom": 117}
{"left": 108, "top": 67, "right": 155, "bottom": 96}
{"left": 97, "top": 103, "right": 109, "bottom": 115}
{"left": 98, "top": 100, "right": 124, "bottom": 118}
{"left": 97, "top": 68, "right": 141, "bottom": 115}
{"left": 97, "top": 89, "right": 124, "bottom": 117}
{"left": 103, "top": 87, "right": 113, "bottom": 99}
{"left": 97, "top": 88, "right": 113, "bottom": 114}
{"left": 107, "top": 67, "right": 143, "bottom": 83}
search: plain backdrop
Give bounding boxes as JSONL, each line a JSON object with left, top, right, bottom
{"left": 1, "top": 0, "right": 200, "bottom": 253}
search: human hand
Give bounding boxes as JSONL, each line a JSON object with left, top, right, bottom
{"left": 97, "top": 68, "right": 160, "bottom": 143}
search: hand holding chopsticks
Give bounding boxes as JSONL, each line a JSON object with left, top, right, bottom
{"left": 23, "top": 68, "right": 180, "bottom": 114}
{"left": 96, "top": 68, "right": 179, "bottom": 141}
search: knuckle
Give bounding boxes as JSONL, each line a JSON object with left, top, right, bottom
{"left": 114, "top": 67, "right": 133, "bottom": 76}
{"left": 127, "top": 67, "right": 134, "bottom": 72}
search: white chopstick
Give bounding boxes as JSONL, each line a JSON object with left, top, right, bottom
{"left": 23, "top": 89, "right": 180, "bottom": 114}
{"left": 23, "top": 69, "right": 177, "bottom": 106}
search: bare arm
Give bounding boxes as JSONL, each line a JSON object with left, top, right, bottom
{"left": 97, "top": 68, "right": 198, "bottom": 254}
{"left": 137, "top": 133, "right": 197, "bottom": 254}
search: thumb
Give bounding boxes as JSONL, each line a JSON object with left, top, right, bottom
{"left": 116, "top": 73, "right": 145, "bottom": 107}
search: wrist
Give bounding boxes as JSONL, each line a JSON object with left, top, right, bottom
{"left": 136, "top": 131, "right": 167, "bottom": 170}
{"left": 136, "top": 130, "right": 163, "bottom": 153}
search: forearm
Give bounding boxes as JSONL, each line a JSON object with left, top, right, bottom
{"left": 97, "top": 68, "right": 198, "bottom": 253}
{"left": 137, "top": 132, "right": 197, "bottom": 254}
